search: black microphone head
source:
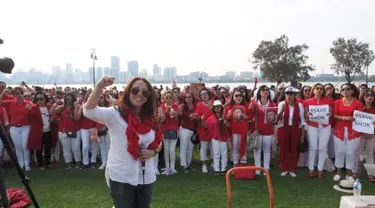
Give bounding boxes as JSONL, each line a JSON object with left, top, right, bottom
{"left": 0, "top": 39, "right": 3, "bottom": 45}
{"left": 0, "top": 57, "right": 14, "bottom": 74}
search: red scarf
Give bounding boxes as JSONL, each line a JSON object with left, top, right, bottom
{"left": 121, "top": 106, "right": 162, "bottom": 160}
{"left": 283, "top": 101, "right": 300, "bottom": 128}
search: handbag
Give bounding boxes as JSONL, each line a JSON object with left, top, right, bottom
{"left": 97, "top": 127, "right": 108, "bottom": 136}
{"left": 164, "top": 130, "right": 178, "bottom": 140}
{"left": 65, "top": 131, "right": 77, "bottom": 138}
{"left": 297, "top": 137, "right": 308, "bottom": 153}
{"left": 234, "top": 163, "right": 256, "bottom": 180}
{"left": 246, "top": 105, "right": 261, "bottom": 151}
{"left": 190, "top": 131, "right": 200, "bottom": 145}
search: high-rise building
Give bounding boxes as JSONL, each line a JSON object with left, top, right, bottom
{"left": 104, "top": 67, "right": 110, "bottom": 75}
{"left": 153, "top": 64, "right": 162, "bottom": 76}
{"left": 139, "top": 69, "right": 148, "bottom": 78}
{"left": 96, "top": 67, "right": 103, "bottom": 81}
{"left": 163, "top": 67, "right": 177, "bottom": 81}
{"left": 110, "top": 56, "right": 120, "bottom": 80}
{"left": 66, "top": 63, "right": 73, "bottom": 74}
{"left": 128, "top": 61, "right": 139, "bottom": 77}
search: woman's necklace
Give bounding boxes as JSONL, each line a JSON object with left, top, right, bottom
{"left": 343, "top": 98, "right": 353, "bottom": 106}
{"left": 203, "top": 101, "right": 212, "bottom": 109}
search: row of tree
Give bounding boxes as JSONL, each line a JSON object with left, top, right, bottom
{"left": 251, "top": 35, "right": 375, "bottom": 83}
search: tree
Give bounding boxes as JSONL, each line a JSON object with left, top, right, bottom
{"left": 330, "top": 38, "right": 374, "bottom": 83}
{"left": 251, "top": 35, "right": 315, "bottom": 83}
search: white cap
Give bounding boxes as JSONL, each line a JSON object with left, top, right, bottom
{"left": 285, "top": 86, "right": 300, "bottom": 93}
{"left": 213, "top": 100, "right": 223, "bottom": 106}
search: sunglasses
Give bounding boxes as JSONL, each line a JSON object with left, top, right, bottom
{"left": 130, "top": 87, "right": 150, "bottom": 98}
{"left": 325, "top": 87, "right": 332, "bottom": 91}
{"left": 15, "top": 92, "right": 23, "bottom": 95}
{"left": 365, "top": 93, "right": 374, "bottom": 98}
{"left": 341, "top": 88, "right": 351, "bottom": 92}
{"left": 165, "top": 96, "right": 173, "bottom": 100}
{"left": 36, "top": 97, "right": 45, "bottom": 101}
{"left": 200, "top": 92, "right": 208, "bottom": 96}
{"left": 234, "top": 94, "right": 243, "bottom": 98}
{"left": 304, "top": 89, "right": 311, "bottom": 92}
{"left": 185, "top": 96, "right": 193, "bottom": 99}
{"left": 315, "top": 87, "right": 323, "bottom": 91}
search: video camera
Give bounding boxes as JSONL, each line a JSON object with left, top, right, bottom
{"left": 0, "top": 39, "right": 15, "bottom": 74}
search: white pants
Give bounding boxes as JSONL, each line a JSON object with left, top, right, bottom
{"left": 163, "top": 139, "right": 178, "bottom": 169}
{"left": 334, "top": 128, "right": 360, "bottom": 171}
{"left": 51, "top": 140, "right": 60, "bottom": 162}
{"left": 359, "top": 135, "right": 375, "bottom": 174}
{"left": 59, "top": 131, "right": 81, "bottom": 163}
{"left": 212, "top": 139, "right": 228, "bottom": 172}
{"left": 10, "top": 126, "right": 31, "bottom": 168}
{"left": 232, "top": 134, "right": 247, "bottom": 165}
{"left": 327, "top": 131, "right": 335, "bottom": 159}
{"left": 307, "top": 125, "right": 331, "bottom": 171}
{"left": 178, "top": 127, "right": 194, "bottom": 167}
{"left": 200, "top": 141, "right": 213, "bottom": 161}
{"left": 99, "top": 134, "right": 110, "bottom": 166}
{"left": 81, "top": 128, "right": 97, "bottom": 165}
{"left": 254, "top": 135, "right": 273, "bottom": 170}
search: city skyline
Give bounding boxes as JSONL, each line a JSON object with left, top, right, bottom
{"left": 1, "top": 0, "right": 375, "bottom": 75}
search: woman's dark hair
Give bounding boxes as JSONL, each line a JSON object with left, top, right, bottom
{"left": 299, "top": 85, "right": 311, "bottom": 100}
{"left": 228, "top": 89, "right": 245, "bottom": 107}
{"left": 360, "top": 84, "right": 368, "bottom": 89}
{"left": 182, "top": 92, "right": 196, "bottom": 112}
{"left": 11, "top": 86, "right": 24, "bottom": 95}
{"left": 199, "top": 88, "right": 211, "bottom": 100}
{"left": 215, "top": 94, "right": 226, "bottom": 106}
{"left": 33, "top": 92, "right": 49, "bottom": 105}
{"left": 310, "top": 83, "right": 326, "bottom": 97}
{"left": 212, "top": 104, "right": 225, "bottom": 138}
{"left": 64, "top": 92, "right": 77, "bottom": 110}
{"left": 341, "top": 83, "right": 359, "bottom": 99}
{"left": 256, "top": 85, "right": 272, "bottom": 102}
{"left": 99, "top": 93, "right": 110, "bottom": 107}
{"left": 324, "top": 83, "right": 338, "bottom": 100}
{"left": 120, "top": 77, "right": 157, "bottom": 120}
{"left": 153, "top": 87, "right": 162, "bottom": 107}
{"left": 361, "top": 89, "right": 375, "bottom": 108}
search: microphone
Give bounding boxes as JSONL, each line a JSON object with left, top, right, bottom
{"left": 139, "top": 144, "right": 146, "bottom": 184}
{"left": 0, "top": 39, "right": 3, "bottom": 45}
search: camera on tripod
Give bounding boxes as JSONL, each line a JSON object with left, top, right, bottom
{"left": 0, "top": 39, "right": 15, "bottom": 74}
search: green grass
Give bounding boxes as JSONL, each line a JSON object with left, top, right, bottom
{"left": 3, "top": 161, "right": 375, "bottom": 208}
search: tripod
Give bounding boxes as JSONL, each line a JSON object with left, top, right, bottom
{"left": 0, "top": 123, "right": 40, "bottom": 208}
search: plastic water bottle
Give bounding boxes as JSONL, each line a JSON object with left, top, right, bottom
{"left": 353, "top": 179, "right": 362, "bottom": 200}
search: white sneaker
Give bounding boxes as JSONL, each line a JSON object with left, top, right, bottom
{"left": 255, "top": 170, "right": 261, "bottom": 175}
{"left": 333, "top": 174, "right": 341, "bottom": 181}
{"left": 98, "top": 165, "right": 106, "bottom": 170}
{"left": 289, "top": 172, "right": 297, "bottom": 177}
{"left": 281, "top": 171, "right": 288, "bottom": 176}
{"left": 25, "top": 167, "right": 31, "bottom": 171}
{"left": 170, "top": 168, "right": 178, "bottom": 175}
{"left": 346, "top": 175, "right": 355, "bottom": 182}
{"left": 202, "top": 164, "right": 208, "bottom": 173}
{"left": 161, "top": 168, "right": 170, "bottom": 175}
{"left": 155, "top": 168, "right": 160, "bottom": 175}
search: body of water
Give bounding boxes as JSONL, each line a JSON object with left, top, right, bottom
{"left": 9, "top": 81, "right": 374, "bottom": 90}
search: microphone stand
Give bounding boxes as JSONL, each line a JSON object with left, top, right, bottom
{"left": 139, "top": 145, "right": 146, "bottom": 185}
{"left": 0, "top": 123, "right": 40, "bottom": 208}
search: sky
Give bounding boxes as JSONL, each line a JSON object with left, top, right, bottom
{"left": 1, "top": 0, "right": 375, "bottom": 76}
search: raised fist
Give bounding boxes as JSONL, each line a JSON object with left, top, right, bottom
{"left": 98, "top": 76, "right": 115, "bottom": 88}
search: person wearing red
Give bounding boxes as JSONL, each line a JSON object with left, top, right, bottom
{"left": 333, "top": 83, "right": 363, "bottom": 181}
{"left": 160, "top": 91, "right": 179, "bottom": 175}
{"left": 0, "top": 87, "right": 32, "bottom": 171}
{"left": 51, "top": 92, "right": 82, "bottom": 170}
{"left": 358, "top": 90, "right": 375, "bottom": 183}
{"left": 177, "top": 92, "right": 197, "bottom": 173}
{"left": 207, "top": 100, "right": 230, "bottom": 176}
{"left": 75, "top": 92, "right": 98, "bottom": 170}
{"left": 225, "top": 89, "right": 249, "bottom": 166}
{"left": 250, "top": 85, "right": 277, "bottom": 175}
{"left": 277, "top": 86, "right": 306, "bottom": 177}
{"left": 96, "top": 93, "right": 111, "bottom": 170}
{"left": 304, "top": 83, "right": 334, "bottom": 179}
{"left": 193, "top": 88, "right": 213, "bottom": 173}
{"left": 0, "top": 106, "right": 9, "bottom": 165}
{"left": 296, "top": 85, "right": 311, "bottom": 168}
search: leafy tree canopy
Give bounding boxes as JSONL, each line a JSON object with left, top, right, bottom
{"left": 251, "top": 35, "right": 315, "bottom": 83}
{"left": 330, "top": 37, "right": 374, "bottom": 83}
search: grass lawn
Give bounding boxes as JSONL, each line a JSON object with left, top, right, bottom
{"left": 3, "top": 160, "right": 375, "bottom": 208}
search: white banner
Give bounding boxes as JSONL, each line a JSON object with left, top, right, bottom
{"left": 309, "top": 105, "right": 329, "bottom": 125}
{"left": 353, "top": 110, "right": 375, "bottom": 134}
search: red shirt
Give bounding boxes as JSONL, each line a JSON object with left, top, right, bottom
{"left": 179, "top": 104, "right": 196, "bottom": 130}
{"left": 59, "top": 108, "right": 80, "bottom": 132}
{"left": 195, "top": 101, "right": 214, "bottom": 141}
{"left": 249, "top": 101, "right": 276, "bottom": 136}
{"left": 96, "top": 122, "right": 106, "bottom": 131}
{"left": 225, "top": 104, "right": 250, "bottom": 135}
{"left": 162, "top": 103, "right": 179, "bottom": 131}
{"left": 1, "top": 100, "right": 31, "bottom": 126}
{"left": 206, "top": 114, "right": 230, "bottom": 142}
{"left": 333, "top": 99, "right": 363, "bottom": 140}
{"left": 305, "top": 97, "right": 334, "bottom": 128}
{"left": 80, "top": 116, "right": 96, "bottom": 129}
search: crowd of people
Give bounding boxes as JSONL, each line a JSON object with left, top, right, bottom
{"left": 0, "top": 77, "right": 374, "bottom": 207}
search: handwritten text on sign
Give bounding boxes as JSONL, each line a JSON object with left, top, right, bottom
{"left": 309, "top": 105, "right": 329, "bottom": 125}
{"left": 353, "top": 110, "right": 375, "bottom": 134}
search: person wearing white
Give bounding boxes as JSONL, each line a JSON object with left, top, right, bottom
{"left": 83, "top": 76, "right": 162, "bottom": 208}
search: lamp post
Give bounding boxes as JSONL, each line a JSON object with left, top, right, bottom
{"left": 90, "top": 48, "right": 97, "bottom": 87}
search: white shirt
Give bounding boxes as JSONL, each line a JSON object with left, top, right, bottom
{"left": 40, "top": 107, "right": 50, "bottom": 132}
{"left": 277, "top": 101, "right": 305, "bottom": 128}
{"left": 83, "top": 105, "right": 156, "bottom": 186}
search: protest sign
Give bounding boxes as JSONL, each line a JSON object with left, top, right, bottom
{"left": 264, "top": 107, "right": 278, "bottom": 124}
{"left": 308, "top": 105, "right": 329, "bottom": 125}
{"left": 353, "top": 110, "right": 375, "bottom": 134}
